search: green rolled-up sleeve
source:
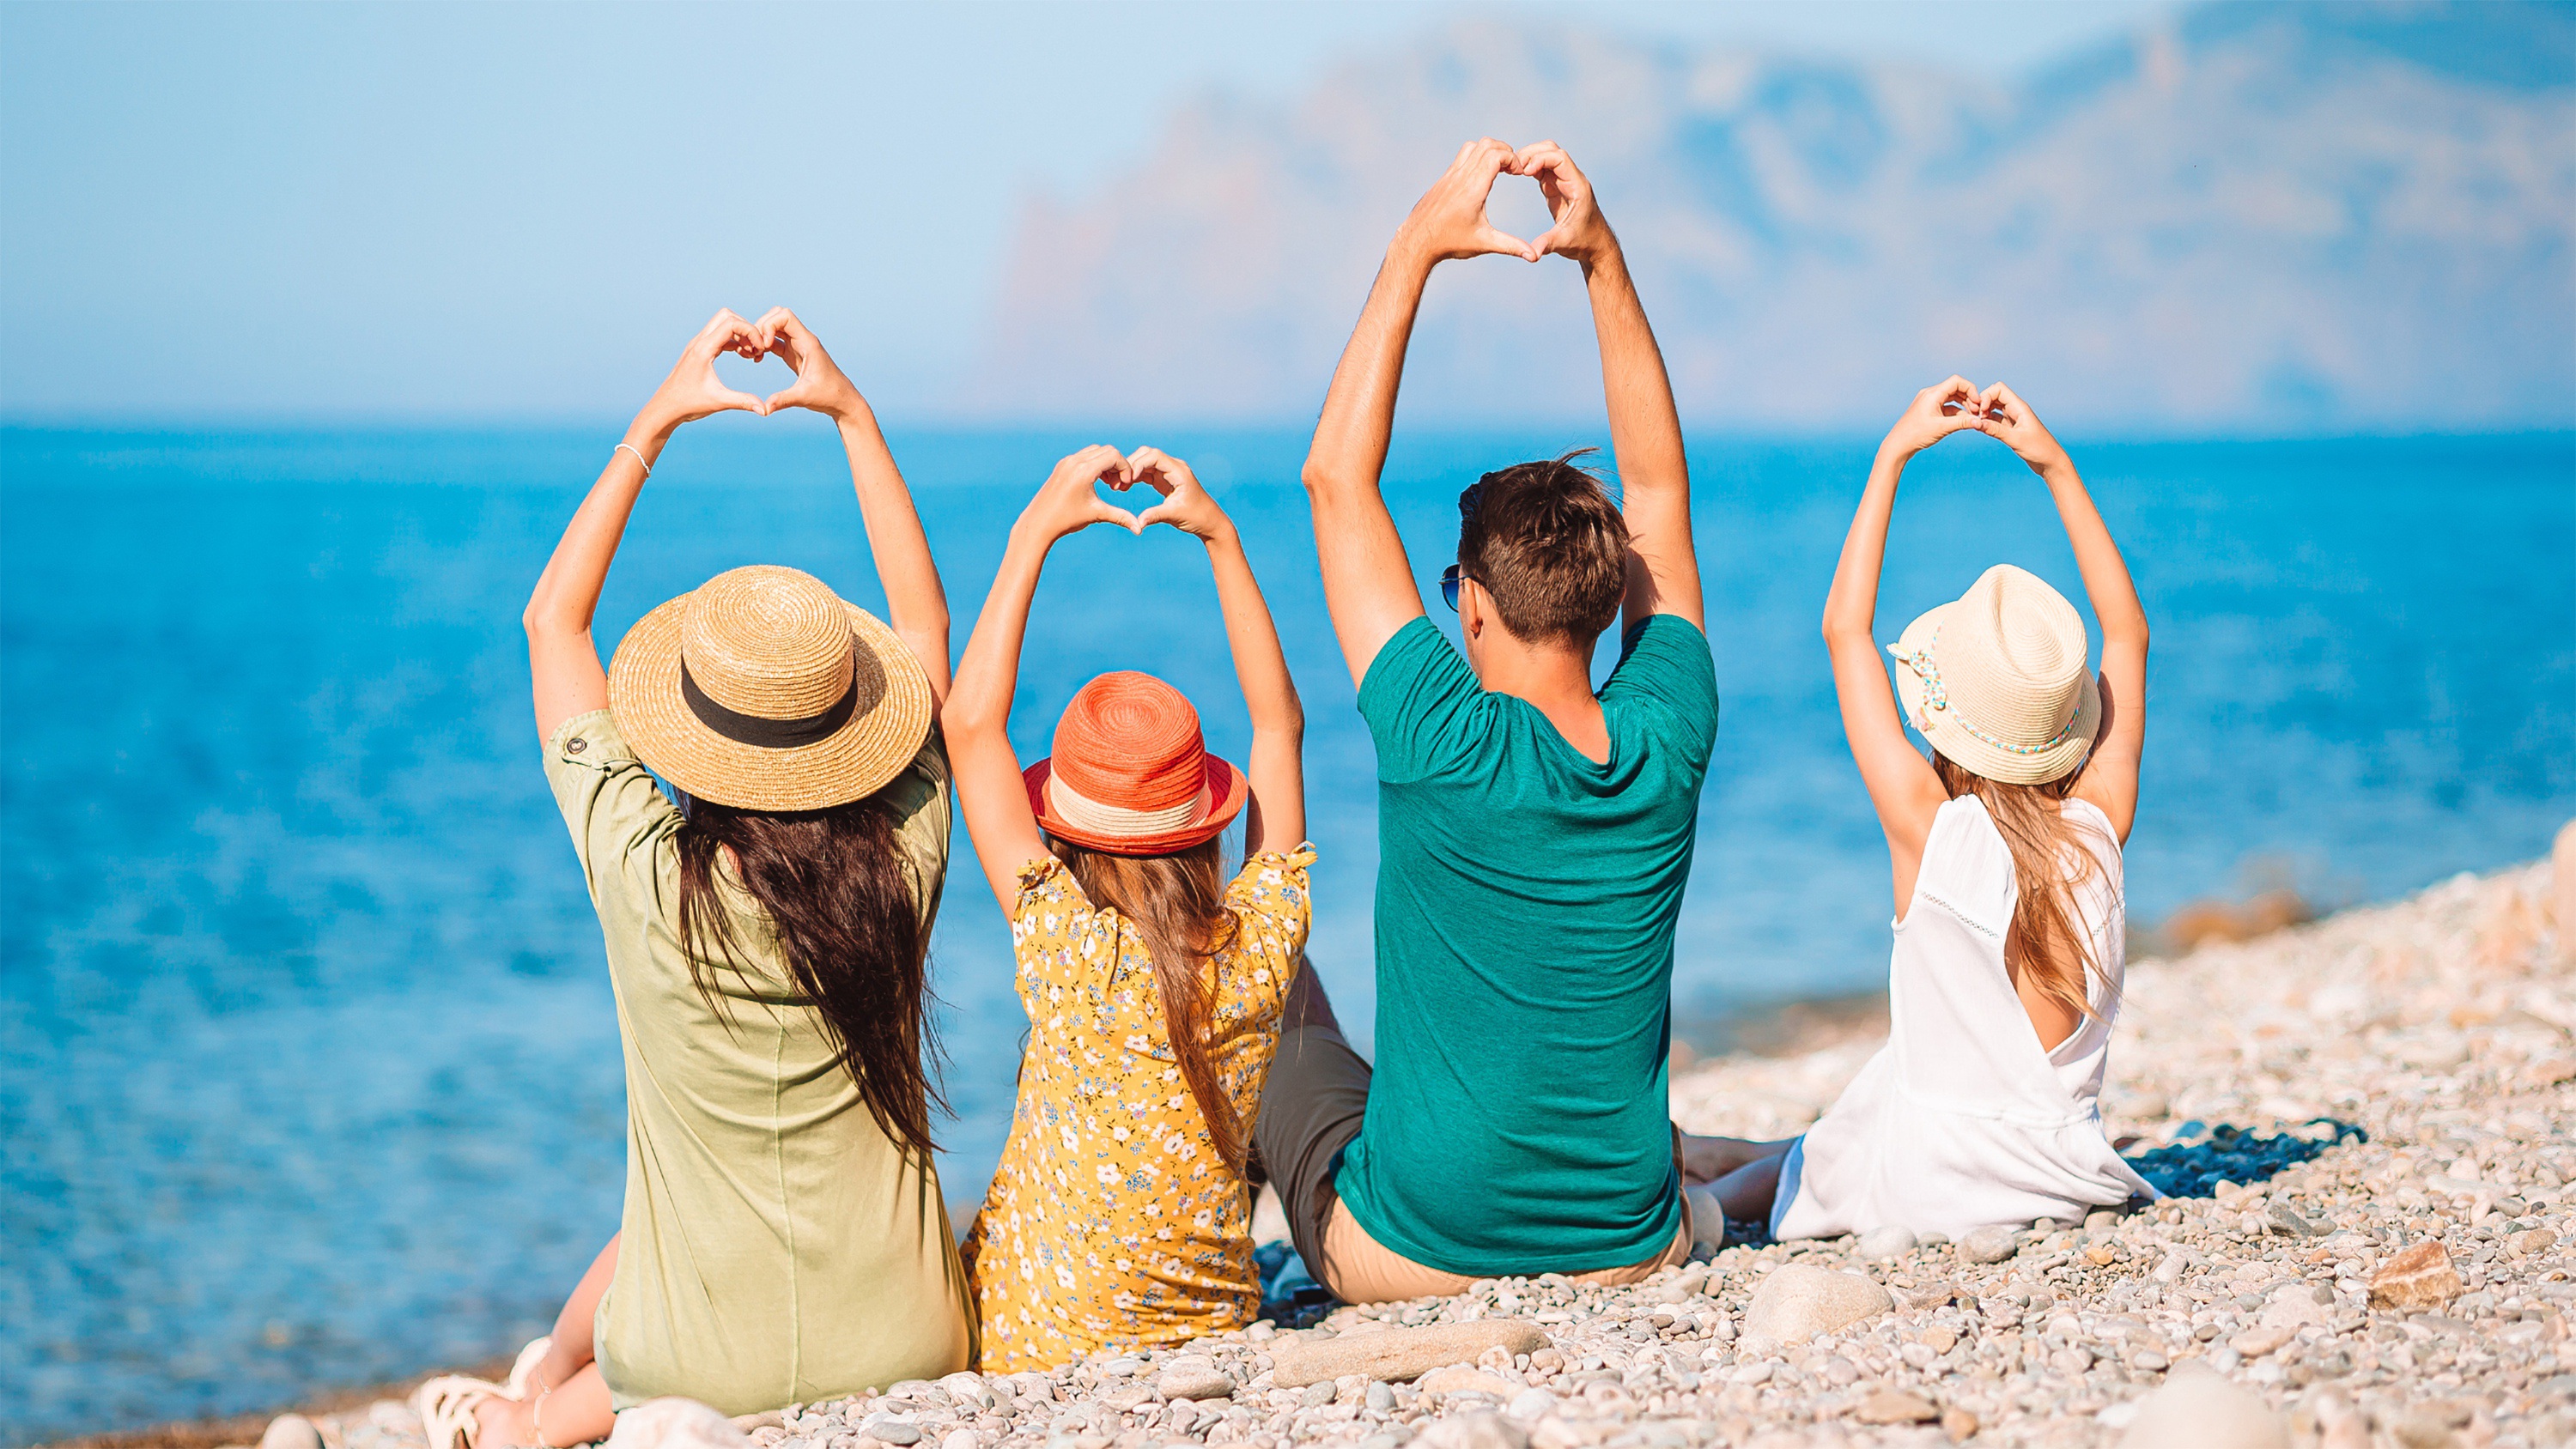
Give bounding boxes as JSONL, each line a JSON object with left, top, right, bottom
{"left": 543, "top": 709, "right": 683, "bottom": 904}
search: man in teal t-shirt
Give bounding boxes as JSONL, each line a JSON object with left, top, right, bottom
{"left": 1249, "top": 139, "right": 1719, "bottom": 1297}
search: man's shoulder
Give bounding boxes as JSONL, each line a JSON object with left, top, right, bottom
{"left": 1614, "top": 613, "right": 1714, "bottom": 672}
{"left": 1605, "top": 615, "right": 1718, "bottom": 755}
{"left": 1358, "top": 616, "right": 1466, "bottom": 700}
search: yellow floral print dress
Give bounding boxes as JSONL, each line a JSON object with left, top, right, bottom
{"left": 962, "top": 845, "right": 1315, "bottom": 1372}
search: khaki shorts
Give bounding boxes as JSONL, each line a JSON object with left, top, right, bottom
{"left": 1249, "top": 1021, "right": 1691, "bottom": 1304}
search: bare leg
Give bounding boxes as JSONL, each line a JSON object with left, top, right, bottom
{"left": 476, "top": 1236, "right": 620, "bottom": 1447}
{"left": 1281, "top": 954, "right": 1344, "bottom": 1036}
{"left": 1709, "top": 1149, "right": 1791, "bottom": 1224}
{"left": 1677, "top": 1131, "right": 1798, "bottom": 1185}
{"left": 476, "top": 1367, "right": 615, "bottom": 1449}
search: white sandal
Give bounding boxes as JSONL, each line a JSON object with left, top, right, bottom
{"left": 413, "top": 1337, "right": 553, "bottom": 1449}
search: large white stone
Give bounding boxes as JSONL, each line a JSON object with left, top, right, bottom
{"left": 1856, "top": 1226, "right": 1917, "bottom": 1260}
{"left": 1955, "top": 1225, "right": 2021, "bottom": 1264}
{"left": 1415, "top": 1410, "right": 1528, "bottom": 1449}
{"left": 1737, "top": 1264, "right": 1893, "bottom": 1349}
{"left": 259, "top": 1415, "right": 324, "bottom": 1449}
{"left": 610, "top": 1399, "right": 752, "bottom": 1449}
{"left": 1268, "top": 1319, "right": 1550, "bottom": 1387}
{"left": 2117, "top": 1365, "right": 2287, "bottom": 1449}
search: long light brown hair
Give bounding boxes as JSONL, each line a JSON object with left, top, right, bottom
{"left": 1932, "top": 753, "right": 2116, "bottom": 1025}
{"left": 1050, "top": 834, "right": 1248, "bottom": 1169}
{"left": 673, "top": 797, "right": 944, "bottom": 1161}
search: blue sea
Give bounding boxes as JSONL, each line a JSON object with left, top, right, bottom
{"left": 3, "top": 424, "right": 2570, "bottom": 1441}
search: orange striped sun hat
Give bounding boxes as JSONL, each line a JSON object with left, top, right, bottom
{"left": 1023, "top": 670, "right": 1247, "bottom": 856}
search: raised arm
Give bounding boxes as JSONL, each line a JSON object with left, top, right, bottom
{"left": 1824, "top": 378, "right": 1984, "bottom": 912}
{"left": 1515, "top": 142, "right": 1701, "bottom": 633}
{"left": 1977, "top": 384, "right": 2148, "bottom": 842}
{"left": 1129, "top": 447, "right": 1307, "bottom": 854}
{"left": 751, "top": 307, "right": 951, "bottom": 707}
{"left": 945, "top": 446, "right": 1142, "bottom": 912}
{"left": 1303, "top": 138, "right": 1538, "bottom": 688}
{"left": 525, "top": 309, "right": 764, "bottom": 740}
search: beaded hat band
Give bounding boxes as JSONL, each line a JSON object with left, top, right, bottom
{"left": 1888, "top": 563, "right": 2101, "bottom": 787}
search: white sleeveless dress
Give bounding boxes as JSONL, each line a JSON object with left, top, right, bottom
{"left": 1770, "top": 794, "right": 2157, "bottom": 1241}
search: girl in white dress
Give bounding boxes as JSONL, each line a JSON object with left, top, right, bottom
{"left": 1683, "top": 378, "right": 2157, "bottom": 1240}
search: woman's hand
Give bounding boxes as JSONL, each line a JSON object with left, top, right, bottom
{"left": 1514, "top": 142, "right": 1617, "bottom": 267}
{"left": 1017, "top": 444, "right": 1140, "bottom": 543}
{"left": 1129, "top": 447, "right": 1232, "bottom": 542}
{"left": 1392, "top": 138, "right": 1540, "bottom": 269}
{"left": 1975, "top": 382, "right": 2074, "bottom": 476}
{"left": 632, "top": 310, "right": 767, "bottom": 440}
{"left": 1877, "top": 376, "right": 1985, "bottom": 464}
{"left": 750, "top": 307, "right": 867, "bottom": 421}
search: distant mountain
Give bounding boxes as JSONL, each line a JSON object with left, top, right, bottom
{"left": 957, "top": 1, "right": 2575, "bottom": 430}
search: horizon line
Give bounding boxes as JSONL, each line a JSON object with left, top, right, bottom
{"left": 4, "top": 415, "right": 2572, "bottom": 449}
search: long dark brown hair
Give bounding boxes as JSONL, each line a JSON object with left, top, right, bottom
{"left": 1049, "top": 835, "right": 1248, "bottom": 1170}
{"left": 1932, "top": 753, "right": 2117, "bottom": 1026}
{"left": 673, "top": 796, "right": 943, "bottom": 1160}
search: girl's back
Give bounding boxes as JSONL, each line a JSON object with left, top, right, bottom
{"left": 1896, "top": 792, "right": 2124, "bottom": 1113}
{"left": 963, "top": 845, "right": 1314, "bottom": 1371}
{"left": 941, "top": 446, "right": 1310, "bottom": 1373}
{"left": 1757, "top": 378, "right": 2158, "bottom": 1241}
{"left": 1770, "top": 749, "right": 2152, "bottom": 1243}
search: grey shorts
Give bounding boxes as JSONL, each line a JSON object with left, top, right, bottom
{"left": 1248, "top": 1019, "right": 1692, "bottom": 1300}
{"left": 1247, "top": 1020, "right": 1373, "bottom": 1279}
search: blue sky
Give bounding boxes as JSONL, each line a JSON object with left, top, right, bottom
{"left": 1, "top": 0, "right": 2171, "bottom": 421}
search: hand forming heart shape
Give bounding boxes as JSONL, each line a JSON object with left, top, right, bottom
{"left": 1015, "top": 443, "right": 1241, "bottom": 547}
{"left": 1886, "top": 376, "right": 2073, "bottom": 477}
{"left": 1400, "top": 137, "right": 1621, "bottom": 267}
{"left": 643, "top": 307, "right": 867, "bottom": 431}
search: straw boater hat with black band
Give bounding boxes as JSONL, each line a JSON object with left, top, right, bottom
{"left": 1024, "top": 670, "right": 1247, "bottom": 857}
{"left": 608, "top": 565, "right": 932, "bottom": 812}
{"left": 1887, "top": 563, "right": 2102, "bottom": 786}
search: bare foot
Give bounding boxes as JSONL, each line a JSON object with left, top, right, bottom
{"left": 1710, "top": 1153, "right": 1789, "bottom": 1223}
{"left": 471, "top": 1396, "right": 535, "bottom": 1449}
{"left": 1678, "top": 1132, "right": 1795, "bottom": 1185}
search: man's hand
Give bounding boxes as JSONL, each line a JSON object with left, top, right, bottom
{"left": 1878, "top": 376, "right": 1986, "bottom": 464}
{"left": 1514, "top": 141, "right": 1617, "bottom": 267}
{"left": 1128, "top": 447, "right": 1232, "bottom": 542}
{"left": 750, "top": 307, "right": 866, "bottom": 421}
{"left": 1975, "top": 383, "right": 2074, "bottom": 476}
{"left": 1018, "top": 444, "right": 1140, "bottom": 543}
{"left": 1391, "top": 138, "right": 1540, "bottom": 269}
{"left": 633, "top": 310, "right": 766, "bottom": 438}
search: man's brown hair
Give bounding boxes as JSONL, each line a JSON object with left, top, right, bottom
{"left": 1456, "top": 450, "right": 1629, "bottom": 645}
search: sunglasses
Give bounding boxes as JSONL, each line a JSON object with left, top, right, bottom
{"left": 1439, "top": 476, "right": 1498, "bottom": 612}
{"left": 1439, "top": 564, "right": 1467, "bottom": 612}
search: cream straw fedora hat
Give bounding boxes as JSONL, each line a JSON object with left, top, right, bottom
{"left": 1888, "top": 563, "right": 2101, "bottom": 786}
{"left": 607, "top": 565, "right": 932, "bottom": 811}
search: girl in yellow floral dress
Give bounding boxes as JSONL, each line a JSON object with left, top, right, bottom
{"left": 945, "top": 443, "right": 1313, "bottom": 1372}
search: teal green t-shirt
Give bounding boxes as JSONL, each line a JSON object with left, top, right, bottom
{"left": 1336, "top": 613, "right": 1719, "bottom": 1276}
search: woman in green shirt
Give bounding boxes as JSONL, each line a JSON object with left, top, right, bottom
{"left": 416, "top": 309, "right": 972, "bottom": 1449}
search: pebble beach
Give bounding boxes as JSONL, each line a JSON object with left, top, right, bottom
{"left": 239, "top": 843, "right": 2576, "bottom": 1449}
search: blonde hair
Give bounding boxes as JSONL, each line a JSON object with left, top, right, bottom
{"left": 1932, "top": 753, "right": 2117, "bottom": 1024}
{"left": 1048, "top": 836, "right": 1249, "bottom": 1170}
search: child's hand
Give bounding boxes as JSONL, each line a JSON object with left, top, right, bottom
{"left": 1975, "top": 383, "right": 2073, "bottom": 476}
{"left": 1878, "top": 376, "right": 1985, "bottom": 463}
{"left": 1130, "top": 447, "right": 1233, "bottom": 542}
{"left": 1018, "top": 445, "right": 1140, "bottom": 543}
